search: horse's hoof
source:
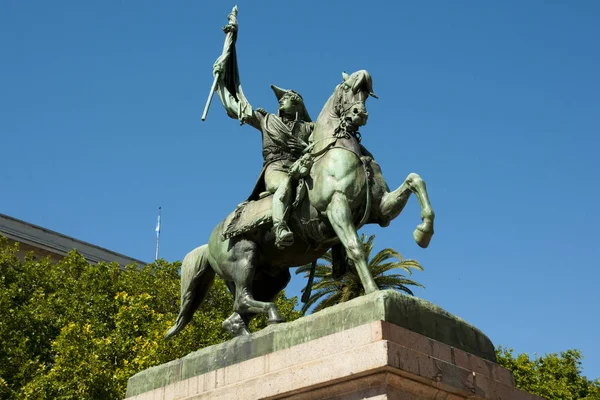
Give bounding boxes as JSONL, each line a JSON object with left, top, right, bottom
{"left": 267, "top": 308, "right": 285, "bottom": 325}
{"left": 222, "top": 313, "right": 250, "bottom": 337}
{"left": 267, "top": 312, "right": 286, "bottom": 324}
{"left": 413, "top": 225, "right": 433, "bottom": 248}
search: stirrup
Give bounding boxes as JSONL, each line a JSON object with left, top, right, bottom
{"left": 274, "top": 223, "right": 294, "bottom": 248}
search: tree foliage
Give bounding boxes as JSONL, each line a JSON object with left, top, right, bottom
{"left": 296, "top": 234, "right": 424, "bottom": 314}
{"left": 496, "top": 346, "right": 600, "bottom": 400}
{"left": 0, "top": 237, "right": 302, "bottom": 399}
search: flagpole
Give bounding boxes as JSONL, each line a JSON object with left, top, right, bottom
{"left": 201, "top": 75, "right": 219, "bottom": 121}
{"left": 155, "top": 207, "right": 161, "bottom": 261}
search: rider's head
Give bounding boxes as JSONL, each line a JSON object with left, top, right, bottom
{"left": 271, "top": 85, "right": 312, "bottom": 122}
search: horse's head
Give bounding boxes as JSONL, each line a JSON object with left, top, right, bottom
{"left": 311, "top": 69, "right": 378, "bottom": 148}
{"left": 332, "top": 70, "right": 377, "bottom": 135}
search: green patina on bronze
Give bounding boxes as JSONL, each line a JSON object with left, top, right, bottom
{"left": 164, "top": 5, "right": 436, "bottom": 342}
{"left": 126, "top": 290, "right": 495, "bottom": 397}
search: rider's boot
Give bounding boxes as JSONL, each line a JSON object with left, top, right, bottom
{"left": 272, "top": 177, "right": 295, "bottom": 249}
{"left": 274, "top": 220, "right": 294, "bottom": 249}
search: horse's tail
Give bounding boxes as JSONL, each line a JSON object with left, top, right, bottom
{"left": 165, "top": 244, "right": 215, "bottom": 339}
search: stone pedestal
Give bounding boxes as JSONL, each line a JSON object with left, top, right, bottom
{"left": 126, "top": 291, "right": 542, "bottom": 399}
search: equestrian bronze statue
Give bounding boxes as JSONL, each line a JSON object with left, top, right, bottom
{"left": 166, "top": 6, "right": 435, "bottom": 338}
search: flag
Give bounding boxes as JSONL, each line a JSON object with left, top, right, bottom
{"left": 214, "top": 6, "right": 252, "bottom": 123}
{"left": 155, "top": 207, "right": 161, "bottom": 237}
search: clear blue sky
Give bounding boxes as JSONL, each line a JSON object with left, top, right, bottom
{"left": 2, "top": 0, "right": 599, "bottom": 378}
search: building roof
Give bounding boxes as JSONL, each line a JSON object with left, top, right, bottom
{"left": 0, "top": 213, "right": 148, "bottom": 267}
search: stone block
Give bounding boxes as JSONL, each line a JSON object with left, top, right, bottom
{"left": 125, "top": 291, "right": 542, "bottom": 399}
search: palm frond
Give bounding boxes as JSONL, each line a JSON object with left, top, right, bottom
{"left": 341, "top": 284, "right": 363, "bottom": 302}
{"left": 312, "top": 278, "right": 345, "bottom": 290}
{"left": 362, "top": 234, "right": 376, "bottom": 259}
{"left": 392, "top": 284, "right": 416, "bottom": 296}
{"left": 370, "top": 262, "right": 399, "bottom": 276}
{"left": 295, "top": 263, "right": 312, "bottom": 274}
{"left": 372, "top": 260, "right": 423, "bottom": 277}
{"left": 300, "top": 234, "right": 424, "bottom": 314}
{"left": 397, "top": 259, "right": 423, "bottom": 271}
{"left": 296, "top": 263, "right": 331, "bottom": 277}
{"left": 369, "top": 248, "right": 403, "bottom": 267}
{"left": 376, "top": 275, "right": 424, "bottom": 295}
{"left": 314, "top": 291, "right": 343, "bottom": 312}
{"left": 319, "top": 251, "right": 333, "bottom": 263}
{"left": 313, "top": 265, "right": 334, "bottom": 277}
{"left": 300, "top": 286, "right": 339, "bottom": 313}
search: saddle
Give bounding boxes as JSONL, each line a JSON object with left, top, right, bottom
{"left": 222, "top": 152, "right": 375, "bottom": 242}
{"left": 221, "top": 196, "right": 273, "bottom": 241}
{"left": 220, "top": 184, "right": 311, "bottom": 242}
{"left": 221, "top": 155, "right": 312, "bottom": 241}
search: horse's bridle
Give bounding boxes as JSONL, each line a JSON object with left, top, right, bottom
{"left": 303, "top": 85, "right": 368, "bottom": 157}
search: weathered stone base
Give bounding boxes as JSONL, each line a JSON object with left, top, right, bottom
{"left": 126, "top": 291, "right": 542, "bottom": 399}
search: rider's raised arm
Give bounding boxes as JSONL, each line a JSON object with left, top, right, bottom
{"left": 213, "top": 62, "right": 266, "bottom": 131}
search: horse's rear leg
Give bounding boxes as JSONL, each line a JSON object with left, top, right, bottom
{"left": 253, "top": 269, "right": 291, "bottom": 308}
{"left": 222, "top": 311, "right": 251, "bottom": 337}
{"left": 222, "top": 281, "right": 251, "bottom": 337}
{"left": 224, "top": 269, "right": 291, "bottom": 336}
{"left": 327, "top": 192, "right": 378, "bottom": 294}
{"left": 229, "top": 239, "right": 284, "bottom": 325}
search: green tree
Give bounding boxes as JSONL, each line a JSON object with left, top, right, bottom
{"left": 0, "top": 236, "right": 302, "bottom": 399}
{"left": 496, "top": 346, "right": 600, "bottom": 400}
{"left": 296, "top": 234, "right": 424, "bottom": 314}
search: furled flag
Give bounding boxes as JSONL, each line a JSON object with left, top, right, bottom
{"left": 155, "top": 207, "right": 161, "bottom": 238}
{"left": 212, "top": 5, "right": 253, "bottom": 124}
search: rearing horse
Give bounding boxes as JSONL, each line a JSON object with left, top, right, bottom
{"left": 166, "top": 70, "right": 435, "bottom": 338}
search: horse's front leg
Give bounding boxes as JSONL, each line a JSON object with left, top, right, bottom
{"left": 380, "top": 173, "right": 435, "bottom": 248}
{"left": 327, "top": 191, "right": 378, "bottom": 293}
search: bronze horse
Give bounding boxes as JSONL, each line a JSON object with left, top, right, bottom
{"left": 166, "top": 70, "right": 435, "bottom": 338}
